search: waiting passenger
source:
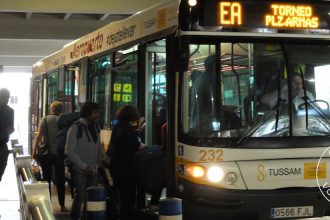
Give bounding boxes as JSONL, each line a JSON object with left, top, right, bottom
{"left": 65, "top": 101, "right": 103, "bottom": 220}
{"left": 0, "top": 88, "right": 14, "bottom": 182}
{"left": 32, "top": 101, "right": 68, "bottom": 212}
{"left": 107, "top": 104, "right": 146, "bottom": 220}
{"left": 190, "top": 54, "right": 217, "bottom": 136}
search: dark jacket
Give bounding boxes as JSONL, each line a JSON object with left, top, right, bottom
{"left": 108, "top": 121, "right": 141, "bottom": 180}
{"left": 190, "top": 72, "right": 216, "bottom": 136}
{"left": 0, "top": 104, "right": 14, "bottom": 145}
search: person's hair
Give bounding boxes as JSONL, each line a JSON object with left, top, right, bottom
{"left": 80, "top": 101, "right": 99, "bottom": 118}
{"left": 49, "top": 101, "right": 63, "bottom": 115}
{"left": 116, "top": 105, "right": 140, "bottom": 122}
{"left": 0, "top": 88, "right": 10, "bottom": 100}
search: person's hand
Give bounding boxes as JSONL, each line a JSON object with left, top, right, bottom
{"left": 139, "top": 143, "right": 147, "bottom": 149}
{"left": 136, "top": 117, "right": 146, "bottom": 133}
{"left": 6, "top": 127, "right": 14, "bottom": 135}
{"left": 138, "top": 117, "right": 145, "bottom": 125}
{"left": 84, "top": 165, "right": 95, "bottom": 175}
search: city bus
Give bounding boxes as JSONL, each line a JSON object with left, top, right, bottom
{"left": 31, "top": 0, "right": 330, "bottom": 219}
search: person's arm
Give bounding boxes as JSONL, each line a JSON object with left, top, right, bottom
{"left": 260, "top": 85, "right": 288, "bottom": 109}
{"left": 136, "top": 117, "right": 146, "bottom": 133}
{"left": 6, "top": 108, "right": 14, "bottom": 135}
{"left": 120, "top": 123, "right": 144, "bottom": 152}
{"left": 97, "top": 132, "right": 104, "bottom": 168}
{"left": 306, "top": 91, "right": 315, "bottom": 101}
{"left": 32, "top": 118, "right": 45, "bottom": 159}
{"left": 65, "top": 124, "right": 87, "bottom": 171}
{"left": 260, "top": 90, "right": 278, "bottom": 109}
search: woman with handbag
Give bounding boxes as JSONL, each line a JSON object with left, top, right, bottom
{"left": 32, "top": 101, "right": 68, "bottom": 212}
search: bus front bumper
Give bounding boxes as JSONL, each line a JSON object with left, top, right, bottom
{"left": 180, "top": 179, "right": 329, "bottom": 220}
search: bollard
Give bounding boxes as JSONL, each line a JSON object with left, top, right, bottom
{"left": 159, "top": 198, "right": 182, "bottom": 220}
{"left": 86, "top": 186, "right": 107, "bottom": 220}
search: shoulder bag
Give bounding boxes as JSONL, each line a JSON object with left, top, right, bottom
{"left": 37, "top": 116, "right": 49, "bottom": 157}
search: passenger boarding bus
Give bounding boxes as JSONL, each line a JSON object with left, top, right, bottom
{"left": 31, "top": 0, "right": 330, "bottom": 219}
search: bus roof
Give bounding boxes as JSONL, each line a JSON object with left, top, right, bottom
{"left": 33, "top": 0, "right": 330, "bottom": 75}
{"left": 32, "top": 0, "right": 179, "bottom": 75}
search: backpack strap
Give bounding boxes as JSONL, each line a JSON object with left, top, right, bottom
{"left": 74, "top": 121, "right": 83, "bottom": 138}
{"left": 96, "top": 124, "right": 101, "bottom": 133}
{"left": 74, "top": 121, "right": 92, "bottom": 142}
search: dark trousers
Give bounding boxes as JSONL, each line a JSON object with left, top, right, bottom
{"left": 38, "top": 154, "right": 66, "bottom": 207}
{"left": 71, "top": 171, "right": 97, "bottom": 220}
{"left": 0, "top": 144, "right": 9, "bottom": 181}
{"left": 114, "top": 176, "right": 137, "bottom": 220}
{"left": 150, "top": 189, "right": 162, "bottom": 206}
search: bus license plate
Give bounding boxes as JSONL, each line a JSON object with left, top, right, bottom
{"left": 271, "top": 206, "right": 313, "bottom": 218}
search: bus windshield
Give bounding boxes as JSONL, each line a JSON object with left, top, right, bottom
{"left": 181, "top": 42, "right": 330, "bottom": 138}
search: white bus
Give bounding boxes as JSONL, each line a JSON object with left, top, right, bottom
{"left": 31, "top": 0, "right": 330, "bottom": 219}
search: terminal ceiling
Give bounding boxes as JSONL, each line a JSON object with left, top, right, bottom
{"left": 0, "top": 0, "right": 166, "bottom": 73}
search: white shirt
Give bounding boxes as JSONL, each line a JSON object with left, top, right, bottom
{"left": 268, "top": 90, "right": 315, "bottom": 111}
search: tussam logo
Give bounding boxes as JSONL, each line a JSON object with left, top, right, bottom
{"left": 317, "top": 147, "right": 330, "bottom": 202}
{"left": 258, "top": 164, "right": 302, "bottom": 182}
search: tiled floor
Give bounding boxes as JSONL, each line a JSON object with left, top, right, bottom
{"left": 0, "top": 153, "right": 72, "bottom": 220}
{"left": 0, "top": 154, "right": 21, "bottom": 220}
{"left": 50, "top": 181, "right": 72, "bottom": 220}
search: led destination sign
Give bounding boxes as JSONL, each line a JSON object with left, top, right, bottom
{"left": 264, "top": 4, "right": 319, "bottom": 28}
{"left": 200, "top": 1, "right": 329, "bottom": 30}
{"left": 219, "top": 2, "right": 319, "bottom": 28}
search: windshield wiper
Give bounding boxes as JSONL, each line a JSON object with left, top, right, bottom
{"left": 234, "top": 101, "right": 283, "bottom": 146}
{"left": 299, "top": 68, "right": 309, "bottom": 130}
{"left": 234, "top": 51, "right": 285, "bottom": 146}
{"left": 301, "top": 96, "right": 330, "bottom": 132}
{"left": 274, "top": 69, "right": 283, "bottom": 134}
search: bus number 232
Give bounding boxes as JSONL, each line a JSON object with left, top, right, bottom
{"left": 199, "top": 149, "right": 223, "bottom": 162}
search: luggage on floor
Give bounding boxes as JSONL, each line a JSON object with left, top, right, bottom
{"left": 134, "top": 145, "right": 166, "bottom": 194}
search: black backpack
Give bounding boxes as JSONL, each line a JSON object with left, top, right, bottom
{"left": 56, "top": 112, "right": 81, "bottom": 155}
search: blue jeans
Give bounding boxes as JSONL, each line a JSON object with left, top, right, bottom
{"left": 71, "top": 170, "right": 97, "bottom": 220}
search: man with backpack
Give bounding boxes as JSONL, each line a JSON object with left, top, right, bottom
{"left": 65, "top": 102, "right": 103, "bottom": 220}
{"left": 56, "top": 111, "right": 80, "bottom": 198}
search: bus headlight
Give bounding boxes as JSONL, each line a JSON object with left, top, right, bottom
{"left": 225, "top": 172, "right": 237, "bottom": 185}
{"left": 185, "top": 165, "right": 205, "bottom": 178}
{"left": 207, "top": 166, "right": 224, "bottom": 182}
{"left": 188, "top": 0, "right": 197, "bottom": 7}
